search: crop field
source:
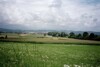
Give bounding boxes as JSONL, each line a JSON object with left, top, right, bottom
{"left": 0, "top": 42, "right": 100, "bottom": 67}
{"left": 0, "top": 33, "right": 100, "bottom": 67}
{"left": 0, "top": 33, "right": 100, "bottom": 44}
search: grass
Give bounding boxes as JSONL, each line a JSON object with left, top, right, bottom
{"left": 0, "top": 42, "right": 100, "bottom": 67}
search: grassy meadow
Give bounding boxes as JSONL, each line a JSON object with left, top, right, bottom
{"left": 0, "top": 33, "right": 100, "bottom": 67}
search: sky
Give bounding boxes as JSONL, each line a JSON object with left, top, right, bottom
{"left": 0, "top": 0, "right": 100, "bottom": 31}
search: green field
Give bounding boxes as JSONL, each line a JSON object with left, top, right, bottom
{"left": 0, "top": 42, "right": 100, "bottom": 67}
{"left": 0, "top": 33, "right": 100, "bottom": 67}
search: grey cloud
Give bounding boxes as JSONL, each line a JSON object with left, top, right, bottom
{"left": 0, "top": 0, "right": 100, "bottom": 31}
{"left": 49, "top": 0, "right": 62, "bottom": 8}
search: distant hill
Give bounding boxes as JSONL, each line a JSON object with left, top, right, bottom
{"left": 0, "top": 28, "right": 22, "bottom": 33}
{"left": 0, "top": 28, "right": 12, "bottom": 32}
{"left": 0, "top": 28, "right": 100, "bottom": 35}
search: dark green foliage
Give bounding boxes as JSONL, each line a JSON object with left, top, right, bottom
{"left": 52, "top": 32, "right": 59, "bottom": 37}
{"left": 67, "top": 32, "right": 100, "bottom": 41}
{"left": 48, "top": 31, "right": 100, "bottom": 41}
{"left": 83, "top": 32, "right": 89, "bottom": 39}
{"left": 48, "top": 32, "right": 68, "bottom": 37}
{"left": 75, "top": 34, "right": 82, "bottom": 39}
{"left": 69, "top": 32, "right": 75, "bottom": 38}
{"left": 83, "top": 32, "right": 88, "bottom": 37}
{"left": 89, "top": 33, "right": 95, "bottom": 40}
{"left": 60, "top": 32, "right": 68, "bottom": 37}
{"left": 48, "top": 32, "right": 58, "bottom": 37}
{"left": 95, "top": 36, "right": 100, "bottom": 41}
{"left": 48, "top": 32, "right": 52, "bottom": 36}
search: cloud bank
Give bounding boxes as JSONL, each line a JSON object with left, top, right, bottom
{"left": 0, "top": 0, "right": 100, "bottom": 31}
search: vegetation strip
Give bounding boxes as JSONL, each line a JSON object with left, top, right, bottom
{"left": 0, "top": 40, "right": 100, "bottom": 45}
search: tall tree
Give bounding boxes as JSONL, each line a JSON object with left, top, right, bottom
{"left": 89, "top": 33, "right": 95, "bottom": 40}
{"left": 69, "top": 32, "right": 75, "bottom": 38}
{"left": 76, "top": 34, "right": 82, "bottom": 39}
{"left": 83, "top": 32, "right": 89, "bottom": 39}
{"left": 60, "top": 32, "right": 67, "bottom": 37}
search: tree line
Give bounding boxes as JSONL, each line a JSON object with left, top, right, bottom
{"left": 48, "top": 32, "right": 68, "bottom": 37}
{"left": 48, "top": 32, "right": 100, "bottom": 41}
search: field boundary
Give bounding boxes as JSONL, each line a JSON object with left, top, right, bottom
{"left": 0, "top": 40, "right": 100, "bottom": 45}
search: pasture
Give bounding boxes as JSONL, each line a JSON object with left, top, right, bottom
{"left": 0, "top": 42, "right": 100, "bottom": 67}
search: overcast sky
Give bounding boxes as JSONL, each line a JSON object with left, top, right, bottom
{"left": 0, "top": 0, "right": 100, "bottom": 31}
